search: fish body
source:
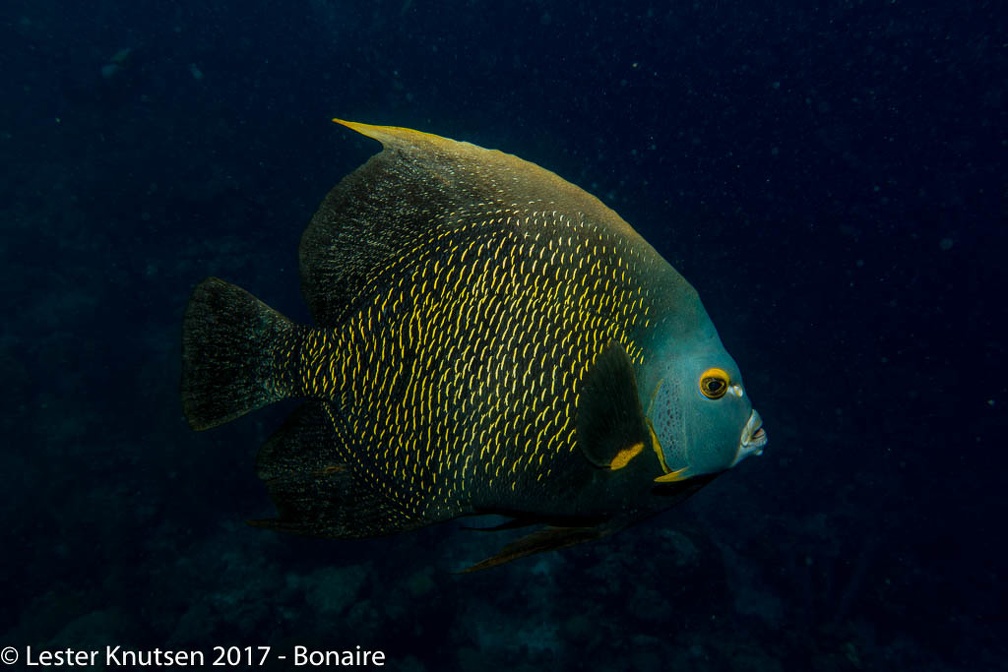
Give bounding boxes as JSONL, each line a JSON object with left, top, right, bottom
{"left": 182, "top": 121, "right": 766, "bottom": 568}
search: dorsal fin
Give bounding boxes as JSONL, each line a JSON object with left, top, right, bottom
{"left": 299, "top": 120, "right": 652, "bottom": 327}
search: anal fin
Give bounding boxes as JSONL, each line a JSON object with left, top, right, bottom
{"left": 252, "top": 402, "right": 419, "bottom": 538}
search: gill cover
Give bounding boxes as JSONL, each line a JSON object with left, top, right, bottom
{"left": 647, "top": 349, "right": 755, "bottom": 482}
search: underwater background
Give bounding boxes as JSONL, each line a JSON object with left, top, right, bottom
{"left": 1, "top": 0, "right": 1004, "bottom": 670}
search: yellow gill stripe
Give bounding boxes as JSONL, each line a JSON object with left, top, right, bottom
{"left": 646, "top": 419, "right": 671, "bottom": 475}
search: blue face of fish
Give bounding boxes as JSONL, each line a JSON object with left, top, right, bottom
{"left": 645, "top": 331, "right": 766, "bottom": 483}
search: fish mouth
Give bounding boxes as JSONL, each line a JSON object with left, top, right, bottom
{"left": 735, "top": 410, "right": 767, "bottom": 464}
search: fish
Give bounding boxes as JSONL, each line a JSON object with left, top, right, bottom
{"left": 181, "top": 120, "right": 767, "bottom": 570}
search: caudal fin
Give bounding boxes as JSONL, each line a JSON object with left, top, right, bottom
{"left": 181, "top": 277, "right": 298, "bottom": 430}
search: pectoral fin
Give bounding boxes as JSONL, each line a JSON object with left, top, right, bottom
{"left": 577, "top": 343, "right": 651, "bottom": 471}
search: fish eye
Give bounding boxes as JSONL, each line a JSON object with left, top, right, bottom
{"left": 699, "top": 368, "right": 730, "bottom": 399}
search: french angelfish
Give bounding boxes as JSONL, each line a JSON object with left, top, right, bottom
{"left": 181, "top": 120, "right": 767, "bottom": 571}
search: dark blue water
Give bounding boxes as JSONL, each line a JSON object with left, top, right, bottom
{"left": 1, "top": 1, "right": 1004, "bottom": 670}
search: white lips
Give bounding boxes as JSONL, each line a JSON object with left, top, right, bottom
{"left": 733, "top": 410, "right": 767, "bottom": 466}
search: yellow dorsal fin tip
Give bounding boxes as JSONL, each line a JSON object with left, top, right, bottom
{"left": 331, "top": 118, "right": 435, "bottom": 148}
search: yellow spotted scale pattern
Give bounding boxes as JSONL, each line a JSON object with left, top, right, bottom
{"left": 284, "top": 204, "right": 656, "bottom": 522}
{"left": 266, "top": 122, "right": 692, "bottom": 528}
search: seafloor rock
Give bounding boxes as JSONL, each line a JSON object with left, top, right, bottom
{"left": 300, "top": 564, "right": 370, "bottom": 616}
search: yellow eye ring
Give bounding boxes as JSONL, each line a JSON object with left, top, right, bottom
{"left": 699, "top": 368, "right": 730, "bottom": 399}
